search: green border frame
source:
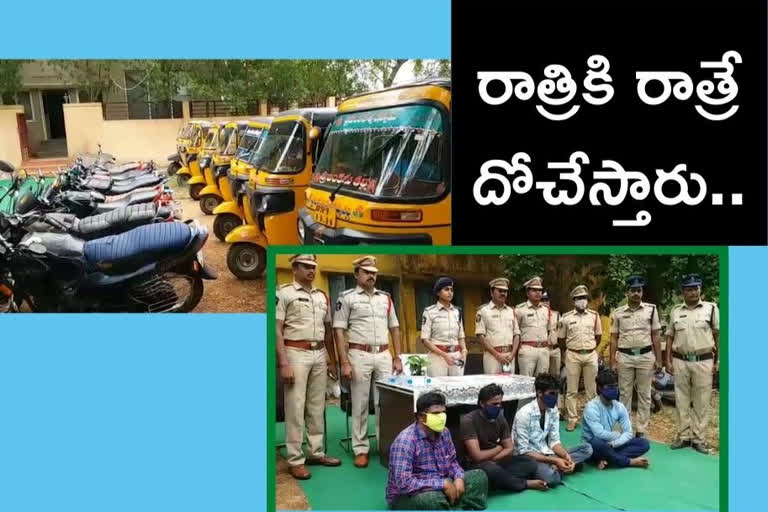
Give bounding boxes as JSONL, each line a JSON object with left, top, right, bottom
{"left": 266, "top": 245, "right": 728, "bottom": 512}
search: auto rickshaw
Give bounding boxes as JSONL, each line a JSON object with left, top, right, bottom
{"left": 211, "top": 118, "right": 271, "bottom": 241}
{"left": 297, "top": 79, "right": 451, "bottom": 245}
{"left": 190, "top": 121, "right": 226, "bottom": 202}
{"left": 167, "top": 122, "right": 194, "bottom": 176}
{"left": 225, "top": 108, "right": 336, "bottom": 279}
{"left": 175, "top": 120, "right": 211, "bottom": 192}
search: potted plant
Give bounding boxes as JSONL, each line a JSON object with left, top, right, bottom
{"left": 406, "top": 355, "right": 429, "bottom": 385}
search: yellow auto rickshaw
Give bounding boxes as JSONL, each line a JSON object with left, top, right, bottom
{"left": 225, "top": 108, "right": 336, "bottom": 279}
{"left": 190, "top": 121, "right": 226, "bottom": 201}
{"left": 176, "top": 120, "right": 211, "bottom": 191}
{"left": 297, "top": 79, "right": 451, "bottom": 245}
{"left": 211, "top": 118, "right": 271, "bottom": 241}
{"left": 168, "top": 122, "right": 194, "bottom": 176}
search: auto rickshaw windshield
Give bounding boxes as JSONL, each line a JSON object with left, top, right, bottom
{"left": 204, "top": 129, "right": 220, "bottom": 150}
{"left": 248, "top": 121, "right": 305, "bottom": 174}
{"left": 235, "top": 128, "right": 265, "bottom": 160}
{"left": 313, "top": 104, "right": 446, "bottom": 199}
{"left": 221, "top": 127, "right": 238, "bottom": 155}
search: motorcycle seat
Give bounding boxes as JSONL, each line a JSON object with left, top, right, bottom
{"left": 84, "top": 222, "right": 191, "bottom": 265}
{"left": 108, "top": 174, "right": 162, "bottom": 195}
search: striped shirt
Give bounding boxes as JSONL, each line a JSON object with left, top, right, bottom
{"left": 386, "top": 422, "right": 464, "bottom": 505}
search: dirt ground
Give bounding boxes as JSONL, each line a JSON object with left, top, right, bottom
{"left": 171, "top": 182, "right": 265, "bottom": 313}
{"left": 274, "top": 392, "right": 720, "bottom": 510}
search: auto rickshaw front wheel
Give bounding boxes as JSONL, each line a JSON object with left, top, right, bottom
{"left": 167, "top": 161, "right": 181, "bottom": 176}
{"left": 176, "top": 174, "right": 190, "bottom": 187}
{"left": 213, "top": 213, "right": 242, "bottom": 242}
{"left": 227, "top": 243, "right": 266, "bottom": 280}
{"left": 199, "top": 194, "right": 221, "bottom": 215}
{"left": 189, "top": 183, "right": 205, "bottom": 200}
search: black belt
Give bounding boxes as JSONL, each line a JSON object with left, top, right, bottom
{"left": 618, "top": 346, "right": 653, "bottom": 356}
{"left": 672, "top": 351, "right": 714, "bottom": 362}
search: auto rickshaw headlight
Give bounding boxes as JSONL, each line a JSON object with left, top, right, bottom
{"left": 297, "top": 219, "right": 305, "bottom": 243}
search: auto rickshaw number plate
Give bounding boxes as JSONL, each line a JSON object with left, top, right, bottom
{"left": 315, "top": 206, "right": 337, "bottom": 229}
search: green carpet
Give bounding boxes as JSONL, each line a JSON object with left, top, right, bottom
{"left": 276, "top": 406, "right": 719, "bottom": 510}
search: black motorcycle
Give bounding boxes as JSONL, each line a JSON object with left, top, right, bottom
{"left": 0, "top": 215, "right": 217, "bottom": 313}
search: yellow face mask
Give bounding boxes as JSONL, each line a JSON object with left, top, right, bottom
{"left": 424, "top": 412, "right": 447, "bottom": 432}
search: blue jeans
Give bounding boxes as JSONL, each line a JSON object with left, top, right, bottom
{"left": 533, "top": 442, "right": 593, "bottom": 486}
{"left": 588, "top": 437, "right": 650, "bottom": 467}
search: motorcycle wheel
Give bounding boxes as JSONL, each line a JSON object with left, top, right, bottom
{"left": 213, "top": 213, "right": 241, "bottom": 242}
{"left": 189, "top": 183, "right": 204, "bottom": 200}
{"left": 227, "top": 243, "right": 266, "bottom": 280}
{"left": 199, "top": 194, "right": 221, "bottom": 215}
{"left": 167, "top": 162, "right": 181, "bottom": 177}
{"left": 130, "top": 272, "right": 204, "bottom": 312}
{"left": 176, "top": 174, "right": 190, "bottom": 187}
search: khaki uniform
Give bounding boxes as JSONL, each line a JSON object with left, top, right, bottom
{"left": 559, "top": 309, "right": 601, "bottom": 423}
{"left": 422, "top": 303, "right": 465, "bottom": 377}
{"left": 333, "top": 286, "right": 399, "bottom": 456}
{"left": 515, "top": 301, "right": 554, "bottom": 376}
{"left": 666, "top": 300, "right": 719, "bottom": 444}
{"left": 476, "top": 301, "right": 519, "bottom": 374}
{"left": 276, "top": 281, "right": 331, "bottom": 466}
{"left": 611, "top": 302, "right": 661, "bottom": 434}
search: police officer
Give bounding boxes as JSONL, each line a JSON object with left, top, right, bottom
{"left": 609, "top": 275, "right": 662, "bottom": 438}
{"left": 515, "top": 276, "right": 554, "bottom": 377}
{"left": 476, "top": 277, "right": 520, "bottom": 374}
{"left": 559, "top": 285, "right": 602, "bottom": 431}
{"left": 276, "top": 254, "right": 341, "bottom": 480}
{"left": 665, "top": 273, "right": 720, "bottom": 454}
{"left": 333, "top": 255, "right": 403, "bottom": 468}
{"left": 422, "top": 276, "right": 467, "bottom": 377}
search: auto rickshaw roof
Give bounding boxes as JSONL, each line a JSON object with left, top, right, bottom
{"left": 273, "top": 108, "right": 337, "bottom": 128}
{"left": 338, "top": 78, "right": 451, "bottom": 113}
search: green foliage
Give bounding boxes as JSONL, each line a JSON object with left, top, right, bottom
{"left": 406, "top": 355, "right": 429, "bottom": 376}
{"left": 47, "top": 60, "right": 118, "bottom": 102}
{"left": 0, "top": 60, "right": 29, "bottom": 104}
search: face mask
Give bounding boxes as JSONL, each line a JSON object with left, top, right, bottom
{"left": 424, "top": 412, "right": 447, "bottom": 432}
{"left": 484, "top": 405, "right": 502, "bottom": 420}
{"left": 601, "top": 387, "right": 619, "bottom": 401}
{"left": 541, "top": 393, "right": 558, "bottom": 409}
{"left": 574, "top": 299, "right": 588, "bottom": 310}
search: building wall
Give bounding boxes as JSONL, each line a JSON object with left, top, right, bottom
{"left": 102, "top": 119, "right": 183, "bottom": 162}
{"left": 0, "top": 106, "right": 24, "bottom": 167}
{"left": 62, "top": 103, "right": 105, "bottom": 157}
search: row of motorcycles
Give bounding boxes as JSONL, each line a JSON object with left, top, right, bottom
{"left": 0, "top": 150, "right": 217, "bottom": 313}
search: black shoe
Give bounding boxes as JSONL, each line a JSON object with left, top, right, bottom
{"left": 692, "top": 442, "right": 711, "bottom": 454}
{"left": 670, "top": 439, "right": 690, "bottom": 450}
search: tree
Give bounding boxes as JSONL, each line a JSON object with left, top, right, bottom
{"left": 412, "top": 59, "right": 451, "bottom": 80}
{"left": 0, "top": 60, "right": 28, "bottom": 104}
{"left": 47, "top": 60, "right": 119, "bottom": 102}
{"left": 360, "top": 59, "right": 409, "bottom": 88}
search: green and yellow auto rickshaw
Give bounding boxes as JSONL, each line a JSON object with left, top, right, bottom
{"left": 211, "top": 118, "right": 271, "bottom": 241}
{"left": 225, "top": 108, "right": 336, "bottom": 279}
{"left": 298, "top": 79, "right": 451, "bottom": 245}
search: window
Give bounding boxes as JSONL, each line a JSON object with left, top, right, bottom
{"left": 16, "top": 92, "right": 34, "bottom": 121}
{"left": 415, "top": 281, "right": 465, "bottom": 330}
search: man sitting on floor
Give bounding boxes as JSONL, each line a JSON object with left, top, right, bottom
{"left": 386, "top": 391, "right": 488, "bottom": 510}
{"left": 582, "top": 368, "right": 651, "bottom": 469}
{"left": 461, "top": 383, "right": 548, "bottom": 492}
{"left": 512, "top": 374, "right": 593, "bottom": 487}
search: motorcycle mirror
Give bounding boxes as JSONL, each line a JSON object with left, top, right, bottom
{"left": 0, "top": 160, "right": 16, "bottom": 174}
{"left": 28, "top": 243, "right": 47, "bottom": 255}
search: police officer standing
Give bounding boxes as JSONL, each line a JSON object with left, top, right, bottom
{"left": 559, "top": 285, "right": 602, "bottom": 431}
{"left": 276, "top": 254, "right": 341, "bottom": 480}
{"left": 333, "top": 256, "right": 404, "bottom": 468}
{"left": 665, "top": 273, "right": 719, "bottom": 454}
{"left": 422, "top": 276, "right": 468, "bottom": 377}
{"left": 515, "top": 277, "right": 554, "bottom": 377}
{"left": 609, "top": 276, "right": 662, "bottom": 438}
{"left": 476, "top": 277, "right": 520, "bottom": 374}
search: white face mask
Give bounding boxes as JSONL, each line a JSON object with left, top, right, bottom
{"left": 574, "top": 299, "right": 588, "bottom": 310}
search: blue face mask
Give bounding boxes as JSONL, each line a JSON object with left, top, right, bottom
{"left": 541, "top": 392, "right": 558, "bottom": 409}
{"left": 601, "top": 386, "right": 619, "bottom": 401}
{"left": 484, "top": 405, "right": 502, "bottom": 420}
